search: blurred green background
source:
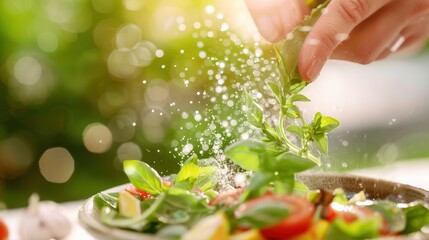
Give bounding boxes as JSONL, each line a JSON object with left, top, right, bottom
{"left": 1, "top": 0, "right": 429, "bottom": 209}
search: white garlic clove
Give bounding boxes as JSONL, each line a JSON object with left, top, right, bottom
{"left": 19, "top": 217, "right": 52, "bottom": 240}
{"left": 19, "top": 193, "right": 72, "bottom": 240}
{"left": 38, "top": 202, "right": 72, "bottom": 239}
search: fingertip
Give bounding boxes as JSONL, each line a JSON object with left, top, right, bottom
{"left": 299, "top": 48, "right": 326, "bottom": 82}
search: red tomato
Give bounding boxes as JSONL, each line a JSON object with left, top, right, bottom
{"left": 125, "top": 181, "right": 172, "bottom": 199}
{"left": 125, "top": 184, "right": 153, "bottom": 199}
{"left": 235, "top": 195, "right": 315, "bottom": 240}
{"left": 0, "top": 219, "right": 8, "bottom": 240}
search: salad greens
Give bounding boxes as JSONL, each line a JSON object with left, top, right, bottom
{"left": 92, "top": 1, "right": 429, "bottom": 239}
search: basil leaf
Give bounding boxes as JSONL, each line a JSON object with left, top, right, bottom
{"left": 320, "top": 115, "right": 340, "bottom": 132}
{"left": 123, "top": 160, "right": 163, "bottom": 196}
{"left": 401, "top": 203, "right": 429, "bottom": 234}
{"left": 235, "top": 201, "right": 290, "bottom": 228}
{"left": 286, "top": 125, "right": 304, "bottom": 138}
{"left": 175, "top": 154, "right": 199, "bottom": 187}
{"left": 367, "top": 201, "right": 406, "bottom": 233}
{"left": 241, "top": 172, "right": 272, "bottom": 201}
{"left": 225, "top": 140, "right": 265, "bottom": 171}
{"left": 290, "top": 93, "right": 311, "bottom": 103}
{"left": 279, "top": 1, "right": 329, "bottom": 84}
{"left": 324, "top": 218, "right": 382, "bottom": 240}
{"left": 94, "top": 192, "right": 118, "bottom": 211}
{"left": 195, "top": 165, "right": 217, "bottom": 191}
{"left": 314, "top": 134, "right": 328, "bottom": 154}
{"left": 267, "top": 81, "right": 283, "bottom": 105}
{"left": 270, "top": 152, "right": 318, "bottom": 175}
{"left": 244, "top": 89, "right": 264, "bottom": 128}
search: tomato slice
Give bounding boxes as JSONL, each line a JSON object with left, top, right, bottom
{"left": 125, "top": 181, "right": 172, "bottom": 199}
{"left": 0, "top": 218, "right": 8, "bottom": 240}
{"left": 235, "top": 195, "right": 315, "bottom": 240}
{"left": 125, "top": 184, "right": 153, "bottom": 199}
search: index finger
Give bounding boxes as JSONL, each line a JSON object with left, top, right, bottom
{"left": 245, "top": 0, "right": 309, "bottom": 42}
{"left": 298, "top": 0, "right": 392, "bottom": 81}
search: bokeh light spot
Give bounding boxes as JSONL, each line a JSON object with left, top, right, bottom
{"left": 123, "top": 0, "right": 145, "bottom": 11}
{"left": 39, "top": 147, "right": 74, "bottom": 183}
{"left": 83, "top": 123, "right": 113, "bottom": 153}
{"left": 116, "top": 23, "right": 142, "bottom": 49}
{"left": 14, "top": 56, "right": 42, "bottom": 86}
{"left": 0, "top": 136, "right": 34, "bottom": 179}
{"left": 117, "top": 142, "right": 142, "bottom": 162}
{"left": 37, "top": 32, "right": 58, "bottom": 53}
{"left": 145, "top": 79, "right": 170, "bottom": 103}
{"left": 107, "top": 49, "right": 137, "bottom": 78}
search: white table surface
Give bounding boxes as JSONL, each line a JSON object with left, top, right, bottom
{"left": 1, "top": 158, "right": 429, "bottom": 240}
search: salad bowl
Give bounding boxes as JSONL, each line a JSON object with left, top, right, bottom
{"left": 78, "top": 172, "right": 429, "bottom": 240}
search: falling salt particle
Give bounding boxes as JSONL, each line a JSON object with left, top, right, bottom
{"left": 201, "top": 144, "right": 209, "bottom": 151}
{"left": 194, "top": 112, "right": 202, "bottom": 121}
{"left": 286, "top": 32, "right": 294, "bottom": 40}
{"left": 227, "top": 100, "right": 234, "bottom": 107}
{"left": 142, "top": 80, "right": 147, "bottom": 84}
{"left": 242, "top": 48, "right": 249, "bottom": 54}
{"left": 342, "top": 141, "right": 349, "bottom": 147}
{"left": 217, "top": 13, "right": 223, "bottom": 19}
{"left": 234, "top": 173, "right": 247, "bottom": 188}
{"left": 241, "top": 133, "right": 249, "bottom": 140}
{"left": 218, "top": 61, "right": 226, "bottom": 68}
{"left": 181, "top": 112, "right": 189, "bottom": 119}
{"left": 182, "top": 144, "right": 194, "bottom": 155}
{"left": 197, "top": 41, "right": 204, "bottom": 48}
{"left": 155, "top": 49, "right": 164, "bottom": 58}
{"left": 342, "top": 162, "right": 348, "bottom": 168}
{"left": 180, "top": 49, "right": 185, "bottom": 54}
{"left": 335, "top": 33, "right": 349, "bottom": 42}
{"left": 207, "top": 31, "right": 214, "bottom": 38}
{"left": 255, "top": 48, "right": 263, "bottom": 57}
{"left": 161, "top": 65, "right": 166, "bottom": 69}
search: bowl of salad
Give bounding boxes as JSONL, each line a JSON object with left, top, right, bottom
{"left": 78, "top": 146, "right": 429, "bottom": 240}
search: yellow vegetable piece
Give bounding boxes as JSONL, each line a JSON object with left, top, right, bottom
{"left": 118, "top": 191, "right": 141, "bottom": 218}
{"left": 289, "top": 220, "right": 330, "bottom": 240}
{"left": 182, "top": 212, "right": 229, "bottom": 240}
{"left": 230, "top": 229, "right": 264, "bottom": 240}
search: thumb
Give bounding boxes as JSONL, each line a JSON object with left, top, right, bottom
{"left": 298, "top": 0, "right": 391, "bottom": 81}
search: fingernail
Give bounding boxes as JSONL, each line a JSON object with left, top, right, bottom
{"left": 255, "top": 15, "right": 280, "bottom": 42}
{"left": 305, "top": 57, "right": 325, "bottom": 82}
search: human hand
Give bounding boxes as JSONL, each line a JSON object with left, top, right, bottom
{"left": 245, "top": 0, "right": 429, "bottom": 81}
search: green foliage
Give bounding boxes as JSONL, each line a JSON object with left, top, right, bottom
{"left": 244, "top": 0, "right": 339, "bottom": 167}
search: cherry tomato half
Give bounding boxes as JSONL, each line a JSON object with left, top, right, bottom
{"left": 0, "top": 219, "right": 8, "bottom": 240}
{"left": 125, "top": 181, "right": 172, "bottom": 199}
{"left": 235, "top": 195, "right": 315, "bottom": 240}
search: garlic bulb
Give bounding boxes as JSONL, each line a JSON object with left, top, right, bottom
{"left": 19, "top": 193, "right": 72, "bottom": 240}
